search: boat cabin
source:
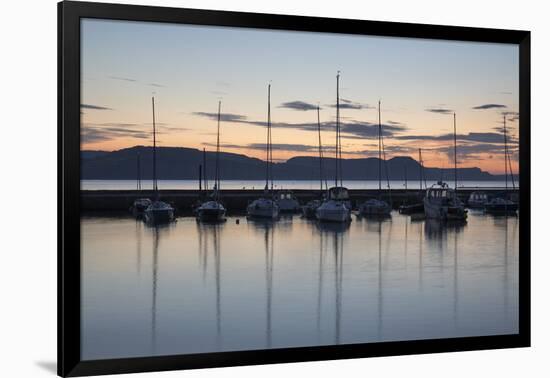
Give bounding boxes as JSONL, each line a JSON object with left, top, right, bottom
{"left": 327, "top": 186, "right": 350, "bottom": 201}
{"left": 425, "top": 182, "right": 458, "bottom": 203}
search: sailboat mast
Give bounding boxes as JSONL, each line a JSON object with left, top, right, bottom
{"left": 503, "top": 115, "right": 509, "bottom": 192}
{"left": 265, "top": 84, "right": 270, "bottom": 191}
{"left": 453, "top": 112, "right": 458, "bottom": 190}
{"left": 152, "top": 96, "right": 158, "bottom": 195}
{"left": 378, "top": 100, "right": 382, "bottom": 194}
{"left": 203, "top": 148, "right": 208, "bottom": 191}
{"left": 269, "top": 86, "right": 274, "bottom": 191}
{"left": 418, "top": 149, "right": 422, "bottom": 191}
{"left": 137, "top": 152, "right": 141, "bottom": 191}
{"left": 335, "top": 72, "right": 340, "bottom": 187}
{"left": 215, "top": 101, "right": 221, "bottom": 196}
{"left": 317, "top": 105, "right": 324, "bottom": 192}
{"left": 503, "top": 115, "right": 516, "bottom": 190}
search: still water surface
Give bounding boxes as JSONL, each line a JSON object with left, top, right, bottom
{"left": 81, "top": 212, "right": 518, "bottom": 360}
{"left": 81, "top": 179, "right": 513, "bottom": 190}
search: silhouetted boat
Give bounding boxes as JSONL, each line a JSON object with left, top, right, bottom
{"left": 196, "top": 101, "right": 226, "bottom": 222}
{"left": 133, "top": 198, "right": 152, "bottom": 213}
{"left": 131, "top": 152, "right": 151, "bottom": 215}
{"left": 317, "top": 72, "right": 350, "bottom": 223}
{"left": 276, "top": 190, "right": 300, "bottom": 213}
{"left": 423, "top": 181, "right": 467, "bottom": 221}
{"left": 359, "top": 100, "right": 391, "bottom": 217}
{"left": 248, "top": 83, "right": 279, "bottom": 219}
{"left": 423, "top": 113, "right": 466, "bottom": 222}
{"left": 144, "top": 96, "right": 174, "bottom": 224}
{"left": 303, "top": 105, "right": 327, "bottom": 219}
{"left": 484, "top": 197, "right": 518, "bottom": 215}
{"left": 467, "top": 191, "right": 488, "bottom": 208}
{"left": 317, "top": 187, "right": 352, "bottom": 222}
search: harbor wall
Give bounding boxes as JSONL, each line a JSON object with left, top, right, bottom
{"left": 81, "top": 188, "right": 520, "bottom": 214}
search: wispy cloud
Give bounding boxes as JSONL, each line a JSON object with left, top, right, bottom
{"left": 472, "top": 103, "right": 507, "bottom": 110}
{"left": 192, "top": 111, "right": 248, "bottom": 123}
{"left": 396, "top": 132, "right": 514, "bottom": 144}
{"left": 108, "top": 76, "right": 137, "bottom": 82}
{"left": 327, "top": 98, "right": 373, "bottom": 110}
{"left": 192, "top": 111, "right": 406, "bottom": 139}
{"left": 81, "top": 126, "right": 150, "bottom": 143}
{"left": 148, "top": 83, "right": 165, "bottom": 88}
{"left": 425, "top": 107, "right": 453, "bottom": 115}
{"left": 278, "top": 101, "right": 318, "bottom": 111}
{"left": 81, "top": 104, "right": 113, "bottom": 110}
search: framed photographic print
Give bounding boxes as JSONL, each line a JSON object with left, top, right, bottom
{"left": 58, "top": 1, "right": 530, "bottom": 376}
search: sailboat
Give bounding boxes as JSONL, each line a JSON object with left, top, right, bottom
{"left": 484, "top": 115, "right": 518, "bottom": 215}
{"left": 132, "top": 152, "right": 152, "bottom": 215}
{"left": 303, "top": 105, "right": 327, "bottom": 218}
{"left": 316, "top": 72, "right": 351, "bottom": 223}
{"left": 196, "top": 101, "right": 227, "bottom": 222}
{"left": 423, "top": 113, "right": 466, "bottom": 221}
{"left": 247, "top": 84, "right": 280, "bottom": 219}
{"left": 358, "top": 100, "right": 391, "bottom": 217}
{"left": 143, "top": 96, "right": 175, "bottom": 224}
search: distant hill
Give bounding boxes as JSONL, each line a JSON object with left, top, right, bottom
{"left": 81, "top": 146, "right": 515, "bottom": 181}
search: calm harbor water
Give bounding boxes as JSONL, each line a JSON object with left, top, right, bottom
{"left": 81, "top": 179, "right": 514, "bottom": 191}
{"left": 81, "top": 211, "right": 518, "bottom": 360}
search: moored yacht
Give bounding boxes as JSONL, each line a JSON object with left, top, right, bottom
{"left": 358, "top": 100, "right": 391, "bottom": 217}
{"left": 276, "top": 190, "right": 300, "bottom": 213}
{"left": 423, "top": 181, "right": 467, "bottom": 221}
{"left": 303, "top": 105, "right": 327, "bottom": 219}
{"left": 248, "top": 83, "right": 279, "bottom": 220}
{"left": 196, "top": 196, "right": 226, "bottom": 222}
{"left": 316, "top": 72, "right": 350, "bottom": 223}
{"left": 131, "top": 152, "right": 152, "bottom": 215}
{"left": 423, "top": 113, "right": 466, "bottom": 222}
{"left": 467, "top": 191, "right": 488, "bottom": 208}
{"left": 196, "top": 101, "right": 226, "bottom": 222}
{"left": 484, "top": 115, "right": 518, "bottom": 216}
{"left": 143, "top": 96, "right": 174, "bottom": 224}
{"left": 484, "top": 197, "right": 518, "bottom": 215}
{"left": 316, "top": 187, "right": 352, "bottom": 222}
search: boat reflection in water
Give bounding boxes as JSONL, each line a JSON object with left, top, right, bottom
{"left": 81, "top": 212, "right": 519, "bottom": 360}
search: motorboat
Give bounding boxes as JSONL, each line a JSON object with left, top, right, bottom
{"left": 423, "top": 181, "right": 467, "bottom": 221}
{"left": 467, "top": 191, "right": 488, "bottom": 208}
{"left": 276, "top": 190, "right": 300, "bottom": 212}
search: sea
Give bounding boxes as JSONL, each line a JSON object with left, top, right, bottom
{"left": 81, "top": 211, "right": 519, "bottom": 360}
{"left": 80, "top": 179, "right": 516, "bottom": 190}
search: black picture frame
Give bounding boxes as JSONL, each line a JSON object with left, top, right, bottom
{"left": 58, "top": 1, "right": 531, "bottom": 376}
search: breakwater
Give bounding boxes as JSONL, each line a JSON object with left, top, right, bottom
{"left": 81, "top": 187, "right": 519, "bottom": 214}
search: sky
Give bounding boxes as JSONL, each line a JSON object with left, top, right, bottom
{"left": 81, "top": 18, "right": 519, "bottom": 174}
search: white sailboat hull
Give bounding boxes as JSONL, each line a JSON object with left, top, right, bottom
{"left": 316, "top": 200, "right": 351, "bottom": 222}
{"left": 247, "top": 198, "right": 279, "bottom": 219}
